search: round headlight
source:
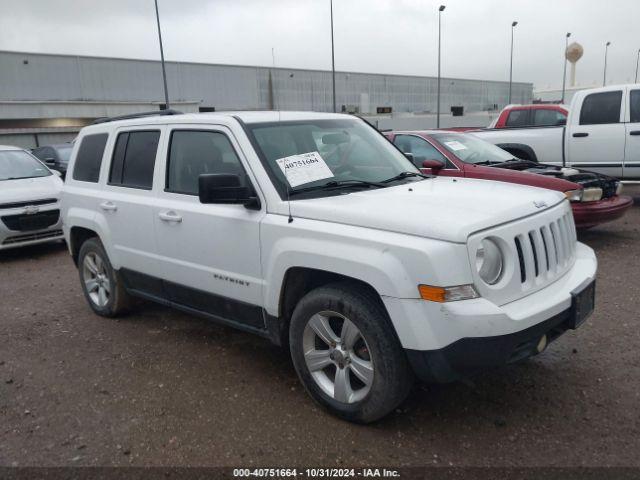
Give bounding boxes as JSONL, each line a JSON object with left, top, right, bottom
{"left": 476, "top": 238, "right": 503, "bottom": 285}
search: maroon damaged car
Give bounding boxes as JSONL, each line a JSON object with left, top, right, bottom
{"left": 384, "top": 130, "right": 632, "bottom": 229}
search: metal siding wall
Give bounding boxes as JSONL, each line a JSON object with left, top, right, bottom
{"left": 0, "top": 51, "right": 533, "bottom": 115}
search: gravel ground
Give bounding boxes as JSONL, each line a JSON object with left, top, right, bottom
{"left": 1, "top": 187, "right": 639, "bottom": 467}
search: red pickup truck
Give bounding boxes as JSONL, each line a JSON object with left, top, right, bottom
{"left": 384, "top": 130, "right": 632, "bottom": 229}
{"left": 489, "top": 104, "right": 568, "bottom": 129}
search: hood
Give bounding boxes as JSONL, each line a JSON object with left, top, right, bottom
{"left": 290, "top": 177, "right": 565, "bottom": 243}
{"left": 0, "top": 175, "right": 62, "bottom": 205}
{"left": 468, "top": 162, "right": 577, "bottom": 192}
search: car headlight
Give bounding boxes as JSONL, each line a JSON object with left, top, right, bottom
{"left": 582, "top": 187, "right": 603, "bottom": 202}
{"left": 475, "top": 238, "right": 503, "bottom": 285}
{"left": 564, "top": 189, "right": 583, "bottom": 202}
{"left": 615, "top": 182, "right": 623, "bottom": 196}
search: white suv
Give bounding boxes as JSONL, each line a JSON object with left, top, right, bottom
{"left": 62, "top": 111, "right": 597, "bottom": 423}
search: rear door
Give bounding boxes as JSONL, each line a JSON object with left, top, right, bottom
{"left": 624, "top": 87, "right": 640, "bottom": 179}
{"left": 152, "top": 124, "right": 265, "bottom": 330}
{"left": 567, "top": 89, "right": 625, "bottom": 177}
{"left": 98, "top": 127, "right": 164, "bottom": 292}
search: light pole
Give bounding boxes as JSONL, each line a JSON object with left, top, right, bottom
{"left": 508, "top": 21, "right": 518, "bottom": 104}
{"left": 330, "top": 0, "right": 337, "bottom": 113}
{"left": 561, "top": 32, "right": 571, "bottom": 104}
{"left": 154, "top": 0, "right": 170, "bottom": 110}
{"left": 603, "top": 41, "right": 611, "bottom": 86}
{"left": 635, "top": 49, "right": 639, "bottom": 83}
{"left": 436, "top": 5, "right": 445, "bottom": 128}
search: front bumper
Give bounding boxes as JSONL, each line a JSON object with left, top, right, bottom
{"left": 572, "top": 195, "right": 633, "bottom": 229}
{"left": 405, "top": 301, "right": 580, "bottom": 383}
{"left": 382, "top": 242, "right": 597, "bottom": 381}
{"left": 0, "top": 206, "right": 64, "bottom": 250}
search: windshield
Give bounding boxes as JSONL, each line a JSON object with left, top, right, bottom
{"left": 0, "top": 150, "right": 51, "bottom": 181}
{"left": 431, "top": 133, "right": 515, "bottom": 165}
{"left": 247, "top": 118, "right": 420, "bottom": 198}
{"left": 56, "top": 145, "right": 73, "bottom": 163}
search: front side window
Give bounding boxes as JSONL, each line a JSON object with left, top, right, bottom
{"left": 109, "top": 130, "right": 160, "bottom": 189}
{"left": 73, "top": 133, "right": 108, "bottom": 183}
{"left": 630, "top": 90, "right": 640, "bottom": 123}
{"left": 431, "top": 133, "right": 514, "bottom": 165}
{"left": 0, "top": 150, "right": 51, "bottom": 181}
{"left": 393, "top": 135, "right": 449, "bottom": 168}
{"left": 533, "top": 109, "right": 567, "bottom": 126}
{"left": 167, "top": 130, "right": 247, "bottom": 195}
{"left": 247, "top": 118, "right": 418, "bottom": 199}
{"left": 505, "top": 110, "right": 530, "bottom": 127}
{"left": 580, "top": 91, "right": 622, "bottom": 125}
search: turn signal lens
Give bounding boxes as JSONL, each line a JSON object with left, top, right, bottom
{"left": 418, "top": 284, "right": 479, "bottom": 302}
{"left": 582, "top": 187, "right": 603, "bottom": 202}
{"left": 564, "top": 189, "right": 583, "bottom": 202}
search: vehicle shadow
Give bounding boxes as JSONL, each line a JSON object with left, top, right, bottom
{"left": 0, "top": 240, "right": 67, "bottom": 263}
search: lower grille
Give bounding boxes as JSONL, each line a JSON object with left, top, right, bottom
{"left": 515, "top": 211, "right": 576, "bottom": 284}
{"left": 3, "top": 229, "right": 63, "bottom": 245}
{"left": 1, "top": 209, "right": 60, "bottom": 232}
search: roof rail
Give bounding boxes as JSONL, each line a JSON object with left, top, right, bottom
{"left": 91, "top": 109, "right": 183, "bottom": 125}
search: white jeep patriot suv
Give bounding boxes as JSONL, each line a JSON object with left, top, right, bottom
{"left": 62, "top": 110, "right": 597, "bottom": 423}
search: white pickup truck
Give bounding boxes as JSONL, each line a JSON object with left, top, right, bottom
{"left": 471, "top": 84, "right": 640, "bottom": 179}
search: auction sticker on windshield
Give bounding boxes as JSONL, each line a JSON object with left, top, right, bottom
{"left": 276, "top": 151, "right": 334, "bottom": 188}
{"left": 444, "top": 141, "right": 467, "bottom": 151}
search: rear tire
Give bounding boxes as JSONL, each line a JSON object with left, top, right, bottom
{"left": 77, "top": 238, "right": 131, "bottom": 317}
{"left": 289, "top": 282, "right": 413, "bottom": 423}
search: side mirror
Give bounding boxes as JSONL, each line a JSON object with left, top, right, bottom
{"left": 52, "top": 170, "right": 62, "bottom": 177}
{"left": 422, "top": 159, "right": 445, "bottom": 171}
{"left": 198, "top": 174, "right": 260, "bottom": 210}
{"left": 43, "top": 157, "right": 56, "bottom": 165}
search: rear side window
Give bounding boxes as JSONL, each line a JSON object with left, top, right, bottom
{"left": 166, "top": 130, "right": 246, "bottom": 195}
{"left": 630, "top": 90, "right": 640, "bottom": 123}
{"left": 72, "top": 133, "right": 108, "bottom": 183}
{"left": 533, "top": 109, "right": 567, "bottom": 126}
{"left": 580, "top": 91, "right": 622, "bottom": 125}
{"left": 505, "top": 110, "right": 530, "bottom": 127}
{"left": 109, "top": 130, "right": 160, "bottom": 189}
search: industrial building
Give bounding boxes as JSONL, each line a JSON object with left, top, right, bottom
{"left": 0, "top": 50, "right": 532, "bottom": 148}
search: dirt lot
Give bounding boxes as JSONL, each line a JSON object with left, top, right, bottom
{"left": 1, "top": 187, "right": 639, "bottom": 468}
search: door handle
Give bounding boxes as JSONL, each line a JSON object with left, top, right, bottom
{"left": 630, "top": 131, "right": 640, "bottom": 136}
{"left": 99, "top": 201, "right": 117, "bottom": 212}
{"left": 572, "top": 132, "right": 589, "bottom": 138}
{"left": 158, "top": 211, "right": 182, "bottom": 223}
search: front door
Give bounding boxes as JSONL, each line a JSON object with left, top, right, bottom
{"left": 624, "top": 88, "right": 640, "bottom": 179}
{"left": 152, "top": 125, "right": 265, "bottom": 329}
{"left": 567, "top": 89, "right": 625, "bottom": 178}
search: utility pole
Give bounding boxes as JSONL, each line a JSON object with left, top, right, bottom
{"left": 437, "top": 5, "right": 445, "bottom": 128}
{"left": 603, "top": 41, "right": 611, "bottom": 86}
{"left": 330, "top": 0, "right": 337, "bottom": 113}
{"left": 508, "top": 21, "right": 518, "bottom": 104}
{"left": 561, "top": 32, "right": 571, "bottom": 103}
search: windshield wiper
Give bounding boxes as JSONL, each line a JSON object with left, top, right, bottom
{"left": 380, "top": 171, "right": 430, "bottom": 184}
{"left": 289, "top": 179, "right": 387, "bottom": 196}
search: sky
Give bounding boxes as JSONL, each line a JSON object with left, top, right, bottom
{"left": 1, "top": 0, "right": 639, "bottom": 90}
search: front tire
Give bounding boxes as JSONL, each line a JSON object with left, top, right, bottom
{"left": 289, "top": 282, "right": 413, "bottom": 423}
{"left": 78, "top": 238, "right": 131, "bottom": 317}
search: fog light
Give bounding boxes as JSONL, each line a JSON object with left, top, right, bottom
{"left": 536, "top": 335, "right": 548, "bottom": 353}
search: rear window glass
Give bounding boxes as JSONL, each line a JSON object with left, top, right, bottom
{"left": 109, "top": 131, "right": 160, "bottom": 189}
{"left": 580, "top": 91, "right": 622, "bottom": 125}
{"left": 505, "top": 110, "right": 530, "bottom": 127}
{"left": 630, "top": 90, "right": 640, "bottom": 123}
{"left": 72, "top": 133, "right": 108, "bottom": 183}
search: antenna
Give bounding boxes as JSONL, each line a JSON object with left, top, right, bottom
{"left": 283, "top": 160, "right": 294, "bottom": 223}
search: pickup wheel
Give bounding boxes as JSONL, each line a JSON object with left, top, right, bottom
{"left": 289, "top": 282, "right": 413, "bottom": 423}
{"left": 77, "top": 238, "right": 131, "bottom": 317}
